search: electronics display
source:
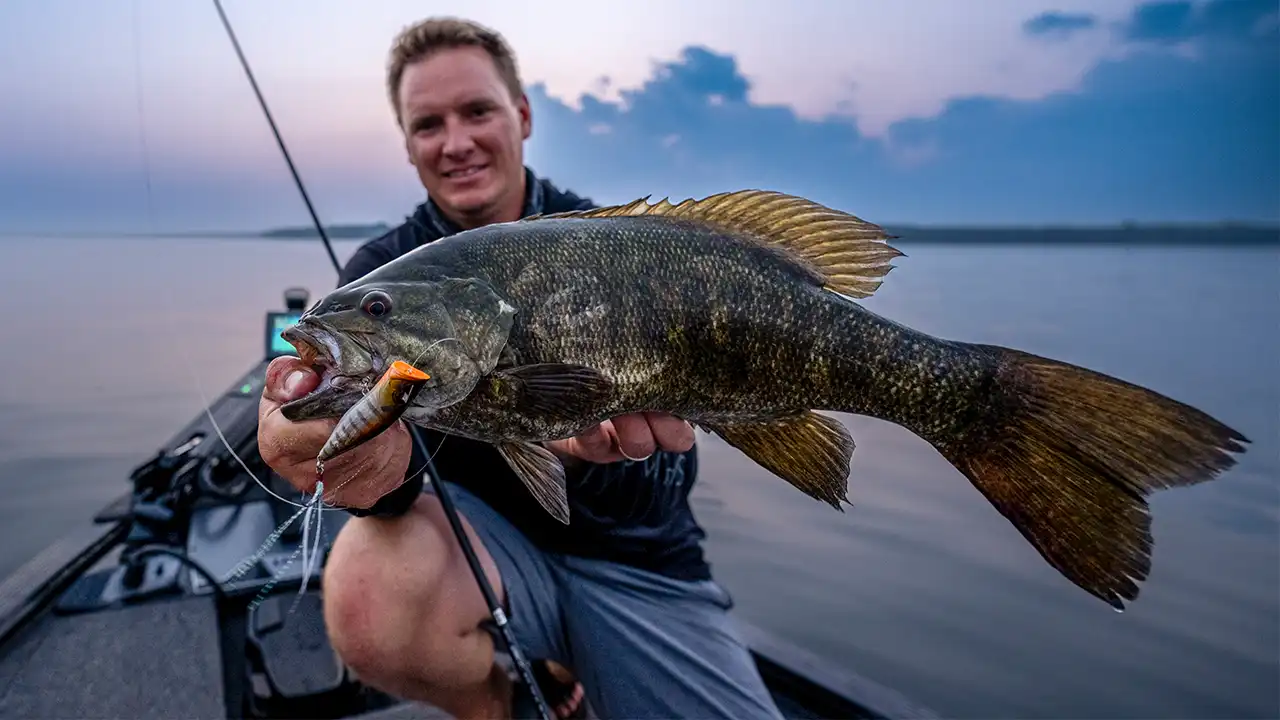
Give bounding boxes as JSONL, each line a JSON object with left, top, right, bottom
{"left": 264, "top": 311, "right": 303, "bottom": 359}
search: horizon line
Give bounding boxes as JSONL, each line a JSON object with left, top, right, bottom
{"left": 3, "top": 220, "right": 1278, "bottom": 245}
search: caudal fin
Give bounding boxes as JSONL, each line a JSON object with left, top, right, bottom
{"left": 941, "top": 345, "right": 1249, "bottom": 610}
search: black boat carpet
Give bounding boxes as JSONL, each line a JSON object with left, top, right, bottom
{"left": 0, "top": 595, "right": 225, "bottom": 718}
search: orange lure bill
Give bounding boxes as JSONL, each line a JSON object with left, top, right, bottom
{"left": 317, "top": 360, "right": 432, "bottom": 465}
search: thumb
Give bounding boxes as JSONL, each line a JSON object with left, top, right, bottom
{"left": 263, "top": 357, "right": 320, "bottom": 405}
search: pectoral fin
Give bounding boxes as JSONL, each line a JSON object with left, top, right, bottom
{"left": 488, "top": 363, "right": 613, "bottom": 421}
{"left": 705, "top": 412, "right": 854, "bottom": 509}
{"left": 496, "top": 441, "right": 571, "bottom": 524}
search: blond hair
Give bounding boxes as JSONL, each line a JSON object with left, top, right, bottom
{"left": 386, "top": 17, "right": 523, "bottom": 126}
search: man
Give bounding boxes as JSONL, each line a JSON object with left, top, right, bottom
{"left": 257, "top": 17, "right": 783, "bottom": 720}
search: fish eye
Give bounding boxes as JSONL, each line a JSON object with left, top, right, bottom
{"left": 361, "top": 290, "right": 393, "bottom": 318}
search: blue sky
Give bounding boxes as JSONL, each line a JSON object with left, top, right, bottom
{"left": 0, "top": 0, "right": 1275, "bottom": 233}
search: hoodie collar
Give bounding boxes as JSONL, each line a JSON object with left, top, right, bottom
{"left": 414, "top": 166, "right": 545, "bottom": 239}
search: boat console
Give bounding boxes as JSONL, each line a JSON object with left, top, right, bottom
{"left": 49, "top": 288, "right": 384, "bottom": 718}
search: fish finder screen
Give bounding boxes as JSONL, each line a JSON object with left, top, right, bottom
{"left": 266, "top": 312, "right": 303, "bottom": 358}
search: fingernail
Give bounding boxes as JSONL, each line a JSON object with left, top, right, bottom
{"left": 283, "top": 370, "right": 307, "bottom": 398}
{"left": 614, "top": 437, "right": 651, "bottom": 462}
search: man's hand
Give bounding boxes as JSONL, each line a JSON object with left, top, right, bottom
{"left": 258, "top": 356, "right": 413, "bottom": 510}
{"left": 545, "top": 412, "right": 696, "bottom": 465}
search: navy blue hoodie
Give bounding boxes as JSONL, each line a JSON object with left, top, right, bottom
{"left": 339, "top": 167, "right": 709, "bottom": 582}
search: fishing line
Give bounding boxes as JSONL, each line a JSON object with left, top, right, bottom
{"left": 207, "top": 3, "right": 555, "bottom": 718}
{"left": 128, "top": 0, "right": 283, "bottom": 509}
{"left": 129, "top": 0, "right": 344, "bottom": 602}
{"left": 131, "top": 0, "right": 475, "bottom": 600}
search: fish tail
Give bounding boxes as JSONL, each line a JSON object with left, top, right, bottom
{"left": 933, "top": 344, "right": 1249, "bottom": 610}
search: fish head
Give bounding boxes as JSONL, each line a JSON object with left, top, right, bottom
{"left": 278, "top": 275, "right": 517, "bottom": 423}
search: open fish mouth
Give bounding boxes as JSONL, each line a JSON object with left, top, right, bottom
{"left": 278, "top": 322, "right": 369, "bottom": 421}
{"left": 281, "top": 322, "right": 340, "bottom": 376}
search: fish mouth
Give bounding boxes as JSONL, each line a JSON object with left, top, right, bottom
{"left": 278, "top": 321, "right": 370, "bottom": 422}
{"left": 282, "top": 323, "right": 336, "bottom": 371}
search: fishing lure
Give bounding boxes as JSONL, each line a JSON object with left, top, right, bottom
{"left": 295, "top": 361, "right": 432, "bottom": 599}
{"left": 316, "top": 359, "right": 433, "bottom": 471}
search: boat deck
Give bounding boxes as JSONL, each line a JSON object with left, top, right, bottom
{"left": 0, "top": 354, "right": 939, "bottom": 720}
{"left": 0, "top": 526, "right": 454, "bottom": 719}
{"left": 0, "top": 509, "right": 937, "bottom": 719}
{"left": 0, "top": 593, "right": 232, "bottom": 718}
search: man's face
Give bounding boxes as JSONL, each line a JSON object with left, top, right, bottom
{"left": 396, "top": 46, "right": 532, "bottom": 228}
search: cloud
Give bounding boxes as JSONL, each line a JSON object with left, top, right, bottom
{"left": 526, "top": 1, "right": 1152, "bottom": 140}
{"left": 0, "top": 0, "right": 1274, "bottom": 233}
{"left": 1124, "top": 0, "right": 1279, "bottom": 43}
{"left": 1024, "top": 11, "right": 1099, "bottom": 38}
{"left": 1126, "top": 1, "right": 1198, "bottom": 41}
{"left": 525, "top": 0, "right": 1278, "bottom": 227}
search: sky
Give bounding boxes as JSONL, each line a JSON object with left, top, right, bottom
{"left": 0, "top": 0, "right": 1275, "bottom": 234}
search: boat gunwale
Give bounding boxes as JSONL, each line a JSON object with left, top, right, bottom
{"left": 0, "top": 505, "right": 130, "bottom": 649}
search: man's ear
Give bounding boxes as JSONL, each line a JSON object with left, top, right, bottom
{"left": 518, "top": 92, "right": 533, "bottom": 140}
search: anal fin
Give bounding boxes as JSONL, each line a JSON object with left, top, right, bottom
{"left": 496, "top": 441, "right": 571, "bottom": 524}
{"left": 706, "top": 412, "right": 854, "bottom": 509}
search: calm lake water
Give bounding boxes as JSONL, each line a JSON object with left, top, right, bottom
{"left": 0, "top": 234, "right": 1276, "bottom": 719}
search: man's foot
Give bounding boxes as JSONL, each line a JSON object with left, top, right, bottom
{"left": 513, "top": 659, "right": 585, "bottom": 719}
{"left": 539, "top": 660, "right": 585, "bottom": 719}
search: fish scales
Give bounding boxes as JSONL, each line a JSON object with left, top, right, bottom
{"left": 430, "top": 219, "right": 836, "bottom": 420}
{"left": 419, "top": 215, "right": 992, "bottom": 450}
{"left": 279, "top": 189, "right": 1250, "bottom": 611}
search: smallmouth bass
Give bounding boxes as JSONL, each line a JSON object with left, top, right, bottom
{"left": 278, "top": 189, "right": 1249, "bottom": 610}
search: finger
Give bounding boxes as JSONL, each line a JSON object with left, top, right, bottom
{"left": 547, "top": 420, "right": 621, "bottom": 464}
{"left": 573, "top": 420, "right": 622, "bottom": 463}
{"left": 273, "top": 417, "right": 410, "bottom": 506}
{"left": 258, "top": 358, "right": 331, "bottom": 467}
{"left": 644, "top": 412, "right": 695, "bottom": 453}
{"left": 258, "top": 364, "right": 333, "bottom": 486}
{"left": 256, "top": 360, "right": 413, "bottom": 507}
{"left": 611, "top": 413, "right": 656, "bottom": 460}
{"left": 257, "top": 407, "right": 326, "bottom": 486}
{"left": 328, "top": 423, "right": 414, "bottom": 508}
{"left": 263, "top": 356, "right": 320, "bottom": 405}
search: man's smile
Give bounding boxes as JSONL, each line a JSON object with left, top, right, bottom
{"left": 443, "top": 163, "right": 488, "bottom": 179}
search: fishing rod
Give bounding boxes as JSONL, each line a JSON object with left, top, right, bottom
{"left": 209, "top": 3, "right": 555, "bottom": 719}
{"left": 211, "top": 0, "right": 340, "bottom": 276}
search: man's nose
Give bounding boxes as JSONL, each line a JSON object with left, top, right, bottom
{"left": 442, "top": 120, "right": 477, "bottom": 156}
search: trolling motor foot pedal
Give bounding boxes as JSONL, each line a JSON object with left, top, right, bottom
{"left": 245, "top": 591, "right": 378, "bottom": 718}
{"left": 55, "top": 553, "right": 185, "bottom": 615}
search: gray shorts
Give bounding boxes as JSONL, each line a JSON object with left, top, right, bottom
{"left": 426, "top": 480, "right": 784, "bottom": 720}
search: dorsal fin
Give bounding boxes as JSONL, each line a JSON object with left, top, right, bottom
{"left": 522, "top": 190, "right": 904, "bottom": 299}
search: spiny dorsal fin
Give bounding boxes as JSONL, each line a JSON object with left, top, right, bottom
{"left": 523, "top": 190, "right": 904, "bottom": 299}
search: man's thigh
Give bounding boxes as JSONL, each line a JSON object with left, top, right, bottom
{"left": 423, "top": 481, "right": 571, "bottom": 670}
{"left": 555, "top": 556, "right": 784, "bottom": 720}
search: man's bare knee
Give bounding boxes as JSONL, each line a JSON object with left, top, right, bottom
{"left": 321, "top": 494, "right": 504, "bottom": 698}
{"left": 322, "top": 501, "right": 442, "bottom": 679}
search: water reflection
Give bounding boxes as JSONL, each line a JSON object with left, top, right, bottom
{"left": 0, "top": 235, "right": 1274, "bottom": 718}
